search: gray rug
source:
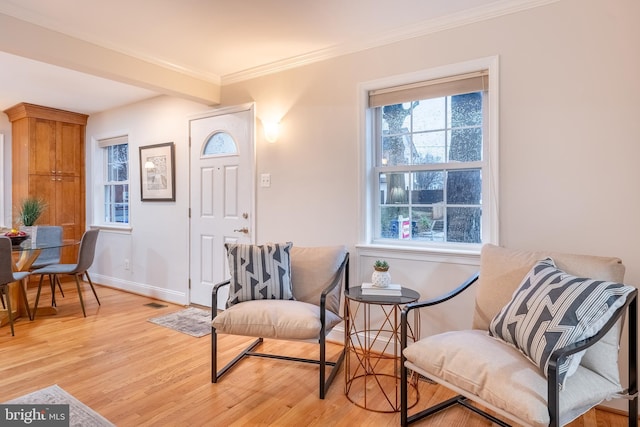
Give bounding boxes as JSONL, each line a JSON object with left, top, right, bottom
{"left": 3, "top": 384, "right": 114, "bottom": 427}
{"left": 148, "top": 306, "right": 212, "bottom": 337}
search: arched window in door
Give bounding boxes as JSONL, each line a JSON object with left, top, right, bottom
{"left": 203, "top": 131, "right": 237, "bottom": 156}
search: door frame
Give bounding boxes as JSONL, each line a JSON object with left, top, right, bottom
{"left": 188, "top": 102, "right": 256, "bottom": 305}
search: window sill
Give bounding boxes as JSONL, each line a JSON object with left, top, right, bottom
{"left": 355, "top": 242, "right": 481, "bottom": 265}
{"left": 90, "top": 224, "right": 132, "bottom": 234}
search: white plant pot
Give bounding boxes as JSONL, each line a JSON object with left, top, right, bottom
{"left": 19, "top": 225, "right": 38, "bottom": 248}
{"left": 371, "top": 269, "right": 391, "bottom": 288}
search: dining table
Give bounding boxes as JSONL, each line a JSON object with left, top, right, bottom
{"left": 0, "top": 237, "right": 80, "bottom": 328}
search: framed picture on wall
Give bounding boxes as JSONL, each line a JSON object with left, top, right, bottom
{"left": 139, "top": 142, "right": 176, "bottom": 201}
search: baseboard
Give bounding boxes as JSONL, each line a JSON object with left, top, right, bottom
{"left": 326, "top": 325, "right": 344, "bottom": 345}
{"left": 90, "top": 273, "right": 188, "bottom": 305}
{"left": 594, "top": 404, "right": 639, "bottom": 419}
{"left": 327, "top": 324, "right": 402, "bottom": 355}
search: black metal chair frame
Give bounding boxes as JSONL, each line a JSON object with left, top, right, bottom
{"left": 211, "top": 253, "right": 349, "bottom": 399}
{"left": 400, "top": 272, "right": 638, "bottom": 427}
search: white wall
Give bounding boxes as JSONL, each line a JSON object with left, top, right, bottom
{"left": 86, "top": 96, "right": 212, "bottom": 304}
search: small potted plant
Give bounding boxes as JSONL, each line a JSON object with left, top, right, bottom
{"left": 17, "top": 197, "right": 46, "bottom": 227}
{"left": 374, "top": 260, "right": 389, "bottom": 272}
{"left": 16, "top": 197, "right": 46, "bottom": 244}
{"left": 372, "top": 260, "right": 391, "bottom": 288}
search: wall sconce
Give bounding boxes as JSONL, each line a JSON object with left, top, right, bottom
{"left": 263, "top": 121, "right": 280, "bottom": 143}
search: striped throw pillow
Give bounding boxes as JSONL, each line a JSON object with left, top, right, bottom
{"left": 489, "top": 257, "right": 633, "bottom": 386}
{"left": 225, "top": 242, "right": 294, "bottom": 306}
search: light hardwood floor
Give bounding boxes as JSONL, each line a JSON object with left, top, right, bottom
{"left": 0, "top": 281, "right": 630, "bottom": 426}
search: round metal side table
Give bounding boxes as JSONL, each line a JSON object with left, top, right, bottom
{"left": 344, "top": 285, "right": 421, "bottom": 412}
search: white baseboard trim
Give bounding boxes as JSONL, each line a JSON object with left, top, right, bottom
{"left": 327, "top": 324, "right": 399, "bottom": 355}
{"left": 326, "top": 325, "right": 344, "bottom": 345}
{"left": 91, "top": 273, "right": 188, "bottom": 306}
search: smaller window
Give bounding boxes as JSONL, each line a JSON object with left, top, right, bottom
{"left": 100, "top": 137, "right": 129, "bottom": 224}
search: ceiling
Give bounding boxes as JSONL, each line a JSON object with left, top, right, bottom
{"left": 0, "top": 0, "right": 556, "bottom": 115}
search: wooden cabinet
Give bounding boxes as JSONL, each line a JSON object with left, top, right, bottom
{"left": 4, "top": 103, "right": 88, "bottom": 263}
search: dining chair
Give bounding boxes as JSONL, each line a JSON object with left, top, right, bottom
{"left": 31, "top": 229, "right": 100, "bottom": 318}
{"left": 0, "top": 237, "right": 32, "bottom": 335}
{"left": 28, "top": 225, "right": 65, "bottom": 305}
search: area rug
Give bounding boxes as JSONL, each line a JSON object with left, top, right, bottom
{"left": 3, "top": 384, "right": 114, "bottom": 427}
{"left": 148, "top": 306, "right": 212, "bottom": 337}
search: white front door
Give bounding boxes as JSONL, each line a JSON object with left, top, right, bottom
{"left": 189, "top": 105, "right": 254, "bottom": 308}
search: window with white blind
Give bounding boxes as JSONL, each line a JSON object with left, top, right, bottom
{"left": 363, "top": 59, "right": 498, "bottom": 250}
{"left": 99, "top": 136, "right": 129, "bottom": 225}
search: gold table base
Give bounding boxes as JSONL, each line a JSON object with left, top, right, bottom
{"left": 345, "top": 291, "right": 421, "bottom": 412}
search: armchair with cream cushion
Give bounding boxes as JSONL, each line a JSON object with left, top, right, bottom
{"left": 401, "top": 244, "right": 638, "bottom": 427}
{"left": 211, "top": 243, "right": 349, "bottom": 399}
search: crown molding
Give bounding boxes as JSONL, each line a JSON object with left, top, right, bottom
{"left": 222, "top": 0, "right": 560, "bottom": 85}
{"left": 0, "top": 0, "right": 561, "bottom": 90}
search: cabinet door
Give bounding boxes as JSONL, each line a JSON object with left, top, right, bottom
{"left": 28, "top": 174, "right": 57, "bottom": 225}
{"left": 56, "top": 121, "right": 83, "bottom": 176}
{"left": 56, "top": 175, "right": 82, "bottom": 263}
{"left": 28, "top": 174, "right": 81, "bottom": 263}
{"left": 29, "top": 118, "right": 56, "bottom": 176}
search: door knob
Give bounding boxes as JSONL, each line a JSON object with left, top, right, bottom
{"left": 233, "top": 227, "right": 249, "bottom": 234}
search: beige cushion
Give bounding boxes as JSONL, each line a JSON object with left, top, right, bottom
{"left": 404, "top": 330, "right": 623, "bottom": 427}
{"left": 212, "top": 299, "right": 342, "bottom": 340}
{"left": 472, "top": 244, "right": 626, "bottom": 387}
{"left": 473, "top": 244, "right": 625, "bottom": 330}
{"left": 487, "top": 257, "right": 634, "bottom": 386}
{"left": 290, "top": 245, "right": 347, "bottom": 315}
{"left": 473, "top": 245, "right": 625, "bottom": 329}
{"left": 580, "top": 324, "right": 621, "bottom": 383}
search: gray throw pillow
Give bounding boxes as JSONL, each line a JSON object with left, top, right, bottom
{"left": 489, "top": 257, "right": 633, "bottom": 387}
{"left": 225, "top": 242, "right": 294, "bottom": 306}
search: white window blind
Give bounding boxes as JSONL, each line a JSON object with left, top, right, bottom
{"left": 368, "top": 70, "right": 489, "bottom": 108}
{"left": 98, "top": 135, "right": 127, "bottom": 148}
